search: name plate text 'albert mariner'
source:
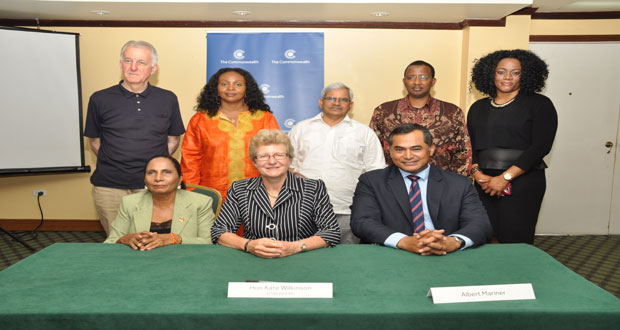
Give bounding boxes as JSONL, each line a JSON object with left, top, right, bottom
{"left": 428, "top": 283, "right": 536, "bottom": 304}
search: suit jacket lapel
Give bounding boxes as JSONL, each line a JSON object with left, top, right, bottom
{"left": 171, "top": 190, "right": 190, "bottom": 234}
{"left": 426, "top": 166, "right": 443, "bottom": 226}
{"left": 134, "top": 193, "right": 154, "bottom": 233}
{"left": 387, "top": 165, "right": 413, "bottom": 223}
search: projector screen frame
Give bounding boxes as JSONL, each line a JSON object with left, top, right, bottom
{"left": 0, "top": 26, "right": 90, "bottom": 176}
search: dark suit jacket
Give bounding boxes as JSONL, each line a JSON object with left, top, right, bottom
{"left": 351, "top": 164, "right": 491, "bottom": 247}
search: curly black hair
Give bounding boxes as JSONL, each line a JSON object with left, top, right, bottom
{"left": 195, "top": 67, "right": 271, "bottom": 116}
{"left": 470, "top": 49, "right": 549, "bottom": 97}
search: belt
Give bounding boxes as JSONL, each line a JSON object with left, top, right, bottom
{"left": 477, "top": 148, "right": 546, "bottom": 170}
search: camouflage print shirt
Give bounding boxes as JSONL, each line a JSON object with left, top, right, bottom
{"left": 369, "top": 96, "right": 472, "bottom": 176}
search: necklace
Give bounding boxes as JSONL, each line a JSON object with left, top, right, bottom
{"left": 490, "top": 96, "right": 517, "bottom": 108}
{"left": 263, "top": 182, "right": 283, "bottom": 199}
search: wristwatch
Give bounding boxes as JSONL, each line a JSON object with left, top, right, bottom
{"left": 300, "top": 241, "right": 307, "bottom": 252}
{"left": 503, "top": 172, "right": 513, "bottom": 181}
{"left": 454, "top": 236, "right": 465, "bottom": 249}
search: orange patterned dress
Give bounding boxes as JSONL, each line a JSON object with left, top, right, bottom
{"left": 181, "top": 110, "right": 279, "bottom": 200}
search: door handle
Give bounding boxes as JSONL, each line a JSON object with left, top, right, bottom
{"left": 605, "top": 141, "right": 614, "bottom": 153}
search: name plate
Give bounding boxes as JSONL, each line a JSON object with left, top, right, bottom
{"left": 427, "top": 283, "right": 536, "bottom": 304}
{"left": 228, "top": 282, "right": 333, "bottom": 298}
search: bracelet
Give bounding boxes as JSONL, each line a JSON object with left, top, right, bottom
{"left": 244, "top": 239, "right": 252, "bottom": 253}
{"left": 171, "top": 233, "right": 178, "bottom": 245}
{"left": 470, "top": 165, "right": 481, "bottom": 175}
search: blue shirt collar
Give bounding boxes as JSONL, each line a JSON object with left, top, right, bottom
{"left": 398, "top": 164, "right": 430, "bottom": 182}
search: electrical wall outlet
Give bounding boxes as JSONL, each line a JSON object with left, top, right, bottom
{"left": 33, "top": 190, "right": 46, "bottom": 197}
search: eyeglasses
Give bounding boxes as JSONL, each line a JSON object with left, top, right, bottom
{"left": 405, "top": 75, "right": 430, "bottom": 81}
{"left": 256, "top": 153, "right": 288, "bottom": 161}
{"left": 323, "top": 97, "right": 350, "bottom": 103}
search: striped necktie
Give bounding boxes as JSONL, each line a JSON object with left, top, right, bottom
{"left": 407, "top": 175, "right": 425, "bottom": 233}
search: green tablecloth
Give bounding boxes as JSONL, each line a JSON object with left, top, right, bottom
{"left": 1, "top": 243, "right": 618, "bottom": 329}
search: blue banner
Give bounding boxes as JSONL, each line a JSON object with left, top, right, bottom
{"left": 206, "top": 32, "right": 324, "bottom": 132}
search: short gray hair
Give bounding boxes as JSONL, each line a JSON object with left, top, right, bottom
{"left": 249, "top": 129, "right": 295, "bottom": 161}
{"left": 320, "top": 82, "right": 353, "bottom": 101}
{"left": 120, "top": 40, "right": 158, "bottom": 66}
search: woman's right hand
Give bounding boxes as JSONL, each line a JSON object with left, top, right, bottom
{"left": 485, "top": 175, "right": 509, "bottom": 197}
{"left": 118, "top": 232, "right": 147, "bottom": 250}
{"left": 473, "top": 171, "right": 492, "bottom": 191}
{"left": 247, "top": 238, "right": 290, "bottom": 259}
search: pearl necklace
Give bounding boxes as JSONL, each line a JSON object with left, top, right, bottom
{"left": 490, "top": 96, "right": 517, "bottom": 108}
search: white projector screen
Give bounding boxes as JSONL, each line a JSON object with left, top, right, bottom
{"left": 0, "top": 27, "right": 88, "bottom": 175}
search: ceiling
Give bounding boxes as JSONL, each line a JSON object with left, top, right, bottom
{"left": 0, "top": 0, "right": 619, "bottom": 23}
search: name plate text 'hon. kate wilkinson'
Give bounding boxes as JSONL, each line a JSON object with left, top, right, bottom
{"left": 427, "top": 283, "right": 536, "bottom": 304}
{"left": 228, "top": 282, "right": 333, "bottom": 298}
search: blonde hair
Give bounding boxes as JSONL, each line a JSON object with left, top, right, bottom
{"left": 249, "top": 129, "right": 294, "bottom": 160}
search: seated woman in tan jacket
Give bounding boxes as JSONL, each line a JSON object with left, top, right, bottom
{"left": 104, "top": 155, "right": 215, "bottom": 250}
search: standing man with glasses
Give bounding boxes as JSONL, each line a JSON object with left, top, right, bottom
{"left": 84, "top": 40, "right": 185, "bottom": 234}
{"left": 289, "top": 82, "right": 385, "bottom": 244}
{"left": 370, "top": 60, "right": 472, "bottom": 176}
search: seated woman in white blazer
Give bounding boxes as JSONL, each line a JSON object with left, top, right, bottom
{"left": 104, "top": 155, "right": 215, "bottom": 250}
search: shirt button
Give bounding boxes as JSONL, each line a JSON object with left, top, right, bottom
{"left": 137, "top": 108, "right": 141, "bottom": 111}
{"left": 135, "top": 95, "right": 139, "bottom": 97}
{"left": 137, "top": 101, "right": 141, "bottom": 104}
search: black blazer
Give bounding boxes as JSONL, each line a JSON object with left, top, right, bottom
{"left": 351, "top": 164, "right": 492, "bottom": 247}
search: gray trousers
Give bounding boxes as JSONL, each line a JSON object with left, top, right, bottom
{"left": 336, "top": 214, "right": 360, "bottom": 244}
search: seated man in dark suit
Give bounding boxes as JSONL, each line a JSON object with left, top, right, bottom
{"left": 351, "top": 123, "right": 491, "bottom": 255}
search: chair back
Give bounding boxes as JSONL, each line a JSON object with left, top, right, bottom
{"left": 185, "top": 184, "right": 223, "bottom": 219}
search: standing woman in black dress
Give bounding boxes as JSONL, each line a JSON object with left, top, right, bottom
{"left": 467, "top": 49, "right": 558, "bottom": 244}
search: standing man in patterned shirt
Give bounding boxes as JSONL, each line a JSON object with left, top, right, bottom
{"left": 370, "top": 60, "right": 472, "bottom": 176}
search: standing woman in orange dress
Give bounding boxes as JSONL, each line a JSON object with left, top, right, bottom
{"left": 181, "top": 68, "right": 279, "bottom": 200}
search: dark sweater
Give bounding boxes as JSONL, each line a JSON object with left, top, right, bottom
{"left": 467, "top": 92, "right": 558, "bottom": 171}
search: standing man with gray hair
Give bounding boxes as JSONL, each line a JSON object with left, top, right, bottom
{"left": 84, "top": 40, "right": 185, "bottom": 234}
{"left": 289, "top": 82, "right": 385, "bottom": 244}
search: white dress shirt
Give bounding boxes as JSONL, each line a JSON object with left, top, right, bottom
{"left": 289, "top": 113, "right": 386, "bottom": 214}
